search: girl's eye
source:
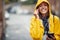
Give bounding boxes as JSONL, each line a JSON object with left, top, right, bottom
{"left": 39, "top": 5, "right": 42, "bottom": 7}
{"left": 44, "top": 5, "right": 47, "bottom": 6}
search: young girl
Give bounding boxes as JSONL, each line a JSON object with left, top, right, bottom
{"left": 30, "top": 0, "right": 60, "bottom": 40}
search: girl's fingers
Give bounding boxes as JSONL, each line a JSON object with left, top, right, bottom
{"left": 34, "top": 9, "right": 39, "bottom": 15}
{"left": 50, "top": 35, "right": 56, "bottom": 40}
{"left": 34, "top": 9, "right": 39, "bottom": 19}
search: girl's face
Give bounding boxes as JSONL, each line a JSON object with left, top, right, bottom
{"left": 38, "top": 2, "right": 49, "bottom": 15}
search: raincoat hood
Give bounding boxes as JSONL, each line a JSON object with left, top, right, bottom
{"left": 35, "top": 0, "right": 51, "bottom": 14}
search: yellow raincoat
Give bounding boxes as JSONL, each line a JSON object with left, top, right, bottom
{"left": 30, "top": 0, "right": 60, "bottom": 40}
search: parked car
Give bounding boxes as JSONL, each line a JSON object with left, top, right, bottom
{"left": 7, "top": 4, "right": 32, "bottom": 15}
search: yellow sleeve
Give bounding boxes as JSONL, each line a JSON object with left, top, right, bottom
{"left": 54, "top": 16, "right": 60, "bottom": 40}
{"left": 30, "top": 16, "right": 40, "bottom": 40}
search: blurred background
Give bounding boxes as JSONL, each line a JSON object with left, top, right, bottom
{"left": 1, "top": 0, "right": 60, "bottom": 40}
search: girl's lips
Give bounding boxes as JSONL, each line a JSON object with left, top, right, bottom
{"left": 42, "top": 9, "right": 46, "bottom": 12}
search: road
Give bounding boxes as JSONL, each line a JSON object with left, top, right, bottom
{"left": 5, "top": 14, "right": 33, "bottom": 40}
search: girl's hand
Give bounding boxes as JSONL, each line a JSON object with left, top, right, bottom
{"left": 46, "top": 35, "right": 56, "bottom": 40}
{"left": 34, "top": 9, "right": 39, "bottom": 19}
